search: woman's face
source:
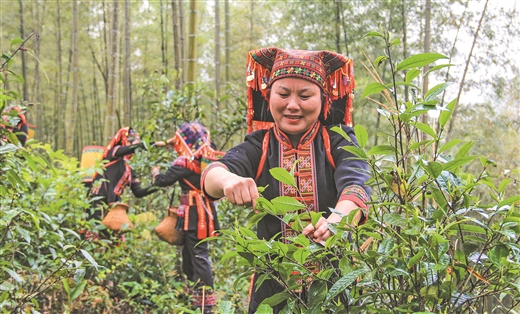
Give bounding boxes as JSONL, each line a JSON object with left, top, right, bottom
{"left": 269, "top": 77, "right": 322, "bottom": 137}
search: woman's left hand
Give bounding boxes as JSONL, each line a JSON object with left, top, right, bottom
{"left": 302, "top": 217, "right": 331, "bottom": 244}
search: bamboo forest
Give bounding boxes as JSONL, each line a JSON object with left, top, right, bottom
{"left": 1, "top": 0, "right": 519, "bottom": 313}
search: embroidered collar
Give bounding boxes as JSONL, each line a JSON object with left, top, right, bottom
{"left": 273, "top": 121, "right": 321, "bottom": 149}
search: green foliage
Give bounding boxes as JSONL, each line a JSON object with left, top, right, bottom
{"left": 0, "top": 45, "right": 250, "bottom": 313}
{"left": 208, "top": 30, "right": 520, "bottom": 313}
{"left": 0, "top": 141, "right": 94, "bottom": 312}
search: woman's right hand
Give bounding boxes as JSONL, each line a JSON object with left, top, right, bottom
{"left": 221, "top": 175, "right": 259, "bottom": 207}
{"left": 151, "top": 166, "right": 161, "bottom": 176}
{"left": 204, "top": 167, "right": 259, "bottom": 208}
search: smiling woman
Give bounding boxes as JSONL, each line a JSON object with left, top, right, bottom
{"left": 269, "top": 78, "right": 322, "bottom": 147}
{"left": 201, "top": 47, "right": 371, "bottom": 313}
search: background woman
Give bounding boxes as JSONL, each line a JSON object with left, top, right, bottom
{"left": 88, "top": 127, "right": 164, "bottom": 235}
{"left": 152, "top": 122, "right": 220, "bottom": 314}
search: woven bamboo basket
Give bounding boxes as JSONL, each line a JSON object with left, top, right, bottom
{"left": 155, "top": 206, "right": 185, "bottom": 245}
{"left": 102, "top": 202, "right": 133, "bottom": 231}
{"left": 80, "top": 145, "right": 104, "bottom": 183}
{"left": 27, "top": 123, "right": 36, "bottom": 140}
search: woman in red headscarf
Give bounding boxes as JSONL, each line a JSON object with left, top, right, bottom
{"left": 151, "top": 122, "right": 220, "bottom": 314}
{"left": 202, "top": 48, "right": 371, "bottom": 313}
{"left": 89, "top": 127, "right": 165, "bottom": 223}
{"left": 1, "top": 106, "right": 28, "bottom": 146}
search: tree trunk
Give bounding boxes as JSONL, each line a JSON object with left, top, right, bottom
{"left": 78, "top": 72, "right": 87, "bottom": 153}
{"left": 421, "top": 0, "right": 431, "bottom": 145}
{"left": 65, "top": 0, "right": 79, "bottom": 154}
{"left": 33, "top": 2, "right": 46, "bottom": 142}
{"left": 214, "top": 0, "right": 221, "bottom": 110}
{"left": 225, "top": 0, "right": 230, "bottom": 83}
{"left": 441, "top": 0, "right": 469, "bottom": 108}
{"left": 92, "top": 61, "right": 102, "bottom": 145}
{"left": 249, "top": 1, "right": 254, "bottom": 47}
{"left": 401, "top": 0, "right": 409, "bottom": 102}
{"left": 446, "top": 0, "right": 489, "bottom": 140}
{"left": 185, "top": 0, "right": 197, "bottom": 94}
{"left": 102, "top": 1, "right": 109, "bottom": 97}
{"left": 172, "top": 0, "right": 181, "bottom": 90}
{"left": 55, "top": 0, "right": 64, "bottom": 150}
{"left": 334, "top": 0, "right": 341, "bottom": 53}
{"left": 422, "top": 0, "right": 431, "bottom": 98}
{"left": 338, "top": 0, "right": 349, "bottom": 56}
{"left": 160, "top": 0, "right": 168, "bottom": 75}
{"left": 18, "top": 0, "right": 28, "bottom": 102}
{"left": 124, "top": 0, "right": 132, "bottom": 126}
{"left": 105, "top": 0, "right": 121, "bottom": 140}
{"left": 179, "top": 0, "right": 186, "bottom": 85}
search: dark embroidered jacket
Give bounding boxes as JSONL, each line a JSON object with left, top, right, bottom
{"left": 205, "top": 122, "right": 371, "bottom": 241}
{"left": 90, "top": 143, "right": 156, "bottom": 205}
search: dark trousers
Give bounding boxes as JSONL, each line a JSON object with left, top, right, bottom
{"left": 248, "top": 274, "right": 286, "bottom": 313}
{"left": 248, "top": 269, "right": 347, "bottom": 313}
{"left": 182, "top": 230, "right": 214, "bottom": 288}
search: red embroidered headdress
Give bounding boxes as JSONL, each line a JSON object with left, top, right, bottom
{"left": 103, "top": 127, "right": 139, "bottom": 160}
{"left": 173, "top": 122, "right": 213, "bottom": 159}
{"left": 246, "top": 47, "right": 356, "bottom": 132}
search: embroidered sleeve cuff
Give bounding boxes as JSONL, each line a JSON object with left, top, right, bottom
{"left": 200, "top": 161, "right": 229, "bottom": 201}
{"left": 338, "top": 185, "right": 370, "bottom": 224}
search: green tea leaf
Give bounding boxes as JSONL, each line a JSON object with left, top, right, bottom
{"left": 269, "top": 167, "right": 296, "bottom": 188}
{"left": 354, "top": 124, "right": 368, "bottom": 148}
{"left": 361, "top": 82, "right": 388, "bottom": 99}
{"left": 395, "top": 53, "right": 448, "bottom": 72}
{"left": 325, "top": 269, "right": 366, "bottom": 302}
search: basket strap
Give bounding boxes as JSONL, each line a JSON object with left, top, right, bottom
{"left": 166, "top": 186, "right": 176, "bottom": 217}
